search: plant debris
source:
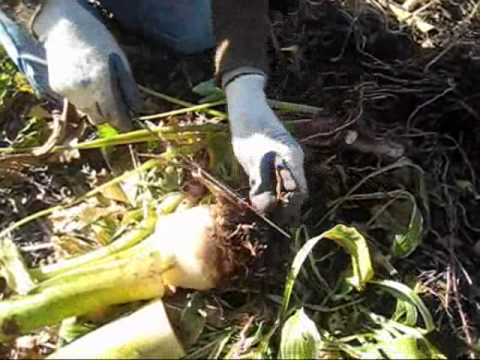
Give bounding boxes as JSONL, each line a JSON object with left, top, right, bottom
{"left": 0, "top": 0, "right": 480, "bottom": 358}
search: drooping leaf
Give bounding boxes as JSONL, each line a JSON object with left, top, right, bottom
{"left": 368, "top": 193, "right": 423, "bottom": 258}
{"left": 324, "top": 225, "right": 374, "bottom": 291}
{"left": 370, "top": 279, "right": 434, "bottom": 333}
{"left": 48, "top": 196, "right": 125, "bottom": 255}
{"left": 257, "top": 225, "right": 374, "bottom": 356}
{"left": 279, "top": 225, "right": 373, "bottom": 322}
{"left": 279, "top": 308, "right": 321, "bottom": 360}
{"left": 391, "top": 199, "right": 423, "bottom": 258}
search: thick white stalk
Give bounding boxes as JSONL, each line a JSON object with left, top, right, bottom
{"left": 48, "top": 299, "right": 185, "bottom": 359}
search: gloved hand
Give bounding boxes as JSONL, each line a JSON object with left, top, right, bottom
{"left": 32, "top": 0, "right": 140, "bottom": 131}
{"left": 224, "top": 73, "right": 308, "bottom": 225}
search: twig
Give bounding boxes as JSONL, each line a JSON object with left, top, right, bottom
{"left": 19, "top": 243, "right": 54, "bottom": 252}
{"left": 32, "top": 98, "right": 70, "bottom": 156}
{"left": 188, "top": 161, "right": 292, "bottom": 240}
{"left": 450, "top": 256, "right": 475, "bottom": 358}
{"left": 230, "top": 316, "right": 255, "bottom": 358}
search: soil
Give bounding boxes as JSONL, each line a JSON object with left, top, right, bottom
{"left": 122, "top": 1, "right": 480, "bottom": 355}
{"left": 267, "top": 1, "right": 480, "bottom": 355}
{"left": 1, "top": 0, "right": 479, "bottom": 357}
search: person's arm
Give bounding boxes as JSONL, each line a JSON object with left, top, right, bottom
{"left": 211, "top": 0, "right": 308, "bottom": 225}
{"left": 212, "top": 0, "right": 269, "bottom": 86}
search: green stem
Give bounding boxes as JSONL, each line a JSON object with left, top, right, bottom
{"left": 32, "top": 192, "right": 185, "bottom": 282}
{"left": 34, "top": 232, "right": 162, "bottom": 291}
{"left": 267, "top": 99, "right": 323, "bottom": 114}
{"left": 137, "top": 100, "right": 227, "bottom": 121}
{"left": 139, "top": 85, "right": 227, "bottom": 119}
{"left": 139, "top": 85, "right": 322, "bottom": 116}
{"left": 0, "top": 124, "right": 227, "bottom": 155}
{"left": 31, "top": 205, "right": 161, "bottom": 281}
{"left": 0, "top": 248, "right": 171, "bottom": 340}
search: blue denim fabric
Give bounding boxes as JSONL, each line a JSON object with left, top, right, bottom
{"left": 0, "top": 0, "right": 214, "bottom": 99}
{"left": 0, "top": 10, "right": 58, "bottom": 101}
{"left": 98, "top": 0, "right": 214, "bottom": 54}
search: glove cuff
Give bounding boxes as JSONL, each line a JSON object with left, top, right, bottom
{"left": 222, "top": 66, "right": 267, "bottom": 89}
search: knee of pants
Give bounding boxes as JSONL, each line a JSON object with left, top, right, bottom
{"left": 99, "top": 0, "right": 215, "bottom": 54}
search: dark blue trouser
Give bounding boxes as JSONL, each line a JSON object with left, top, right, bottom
{"left": 0, "top": 0, "right": 214, "bottom": 99}
{"left": 100, "top": 0, "right": 214, "bottom": 55}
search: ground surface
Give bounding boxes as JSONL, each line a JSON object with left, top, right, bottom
{"left": 0, "top": 0, "right": 479, "bottom": 358}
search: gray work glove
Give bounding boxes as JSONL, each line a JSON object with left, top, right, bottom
{"left": 33, "top": 0, "right": 140, "bottom": 131}
{"left": 225, "top": 73, "right": 308, "bottom": 225}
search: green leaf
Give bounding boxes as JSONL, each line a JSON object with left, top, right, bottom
{"left": 260, "top": 225, "right": 373, "bottom": 354}
{"left": 339, "top": 313, "right": 446, "bottom": 359}
{"left": 368, "top": 193, "right": 424, "bottom": 259}
{"left": 96, "top": 124, "right": 120, "bottom": 158}
{"left": 171, "top": 293, "right": 206, "bottom": 348}
{"left": 208, "top": 331, "right": 234, "bottom": 359}
{"left": 192, "top": 79, "right": 225, "bottom": 103}
{"left": 392, "top": 297, "right": 418, "bottom": 327}
{"left": 207, "top": 132, "right": 241, "bottom": 184}
{"left": 279, "top": 225, "right": 373, "bottom": 320}
{"left": 370, "top": 279, "right": 434, "bottom": 333}
{"left": 96, "top": 123, "right": 120, "bottom": 139}
{"left": 474, "top": 339, "right": 480, "bottom": 358}
{"left": 0, "top": 47, "right": 33, "bottom": 105}
{"left": 279, "top": 308, "right": 321, "bottom": 360}
{"left": 391, "top": 198, "right": 423, "bottom": 258}
{"left": 324, "top": 225, "right": 374, "bottom": 291}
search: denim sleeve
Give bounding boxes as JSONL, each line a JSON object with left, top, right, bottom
{"left": 0, "top": 9, "right": 59, "bottom": 102}
{"left": 99, "top": 0, "right": 214, "bottom": 54}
